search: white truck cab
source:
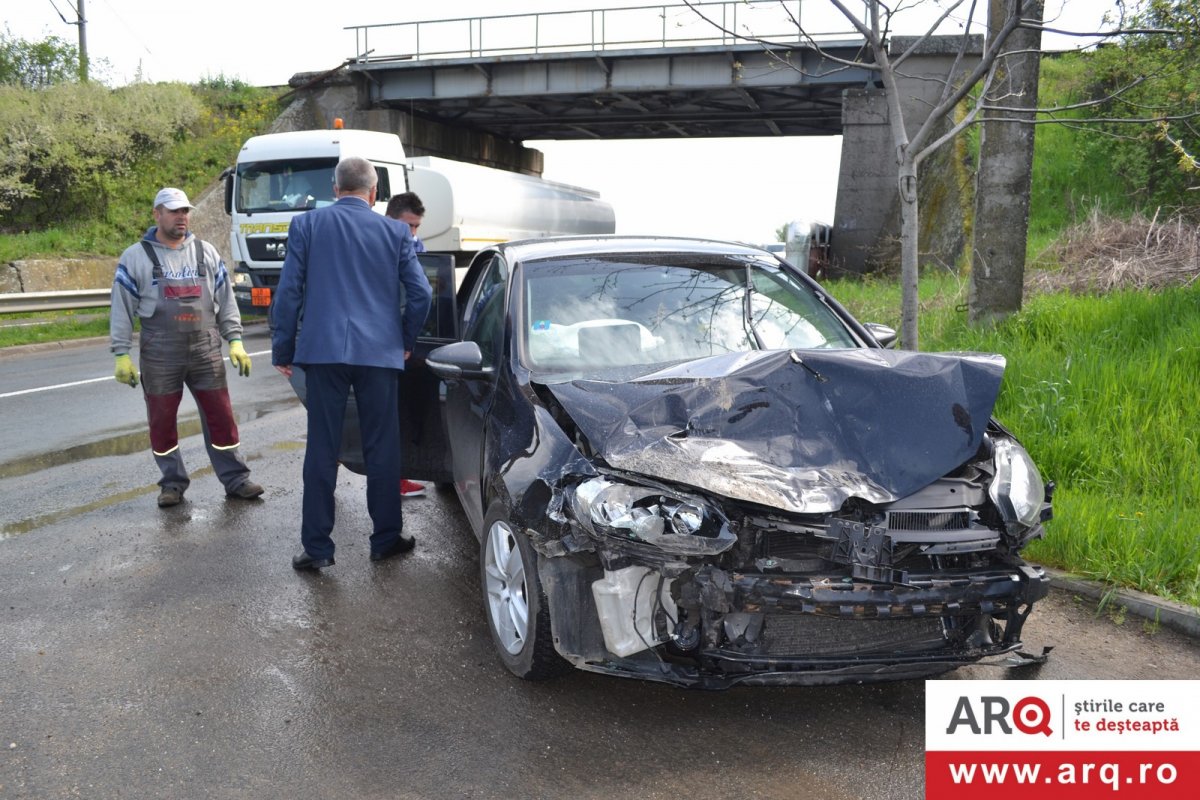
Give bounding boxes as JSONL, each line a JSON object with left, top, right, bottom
{"left": 224, "top": 129, "right": 407, "bottom": 312}
{"left": 223, "top": 128, "right": 615, "bottom": 315}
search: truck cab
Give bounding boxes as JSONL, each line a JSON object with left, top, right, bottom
{"left": 224, "top": 129, "right": 408, "bottom": 314}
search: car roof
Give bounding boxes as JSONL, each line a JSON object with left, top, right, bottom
{"left": 491, "top": 235, "right": 776, "bottom": 263}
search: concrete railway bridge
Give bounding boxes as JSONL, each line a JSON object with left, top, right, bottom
{"left": 284, "top": 1, "right": 982, "bottom": 274}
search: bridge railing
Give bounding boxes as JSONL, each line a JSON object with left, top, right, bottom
{"left": 347, "top": 1, "right": 866, "bottom": 65}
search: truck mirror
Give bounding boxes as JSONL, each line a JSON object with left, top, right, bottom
{"left": 223, "top": 168, "right": 234, "bottom": 216}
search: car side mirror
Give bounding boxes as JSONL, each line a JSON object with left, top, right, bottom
{"left": 427, "top": 341, "right": 489, "bottom": 381}
{"left": 862, "top": 322, "right": 898, "bottom": 349}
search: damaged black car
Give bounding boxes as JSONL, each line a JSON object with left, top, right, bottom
{"left": 391, "top": 237, "right": 1052, "bottom": 687}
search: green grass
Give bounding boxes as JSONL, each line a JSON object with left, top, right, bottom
{"left": 0, "top": 310, "right": 111, "bottom": 348}
{"left": 1029, "top": 56, "right": 1135, "bottom": 241}
{"left": 828, "top": 273, "right": 1200, "bottom": 607}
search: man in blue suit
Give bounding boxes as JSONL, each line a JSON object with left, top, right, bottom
{"left": 271, "top": 156, "right": 433, "bottom": 571}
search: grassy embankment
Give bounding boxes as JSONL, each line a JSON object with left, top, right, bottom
{"left": 0, "top": 78, "right": 278, "bottom": 262}
{"left": 0, "top": 78, "right": 279, "bottom": 346}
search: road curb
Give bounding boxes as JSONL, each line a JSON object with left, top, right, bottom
{"left": 1045, "top": 567, "right": 1200, "bottom": 639}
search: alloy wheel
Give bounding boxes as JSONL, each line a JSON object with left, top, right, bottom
{"left": 483, "top": 519, "right": 529, "bottom": 655}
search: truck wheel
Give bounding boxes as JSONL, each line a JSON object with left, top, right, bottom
{"left": 479, "top": 503, "right": 571, "bottom": 681}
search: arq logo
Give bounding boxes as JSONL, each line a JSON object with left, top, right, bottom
{"left": 945, "top": 695, "right": 1054, "bottom": 736}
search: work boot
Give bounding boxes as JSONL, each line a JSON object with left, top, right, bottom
{"left": 158, "top": 487, "right": 184, "bottom": 508}
{"left": 227, "top": 480, "right": 264, "bottom": 500}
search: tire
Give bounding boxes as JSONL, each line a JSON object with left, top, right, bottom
{"left": 479, "top": 503, "right": 571, "bottom": 680}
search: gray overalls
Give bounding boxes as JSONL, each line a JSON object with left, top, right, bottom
{"left": 138, "top": 240, "right": 252, "bottom": 494}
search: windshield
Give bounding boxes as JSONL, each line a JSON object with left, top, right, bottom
{"left": 235, "top": 158, "right": 337, "bottom": 213}
{"left": 520, "top": 253, "right": 857, "bottom": 373}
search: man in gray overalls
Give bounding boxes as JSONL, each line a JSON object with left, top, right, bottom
{"left": 110, "top": 187, "right": 264, "bottom": 507}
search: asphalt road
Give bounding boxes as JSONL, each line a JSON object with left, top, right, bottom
{"left": 2, "top": 332, "right": 1198, "bottom": 800}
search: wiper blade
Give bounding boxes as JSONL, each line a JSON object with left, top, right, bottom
{"left": 743, "top": 265, "right": 766, "bottom": 350}
{"left": 790, "top": 349, "right": 828, "bottom": 382}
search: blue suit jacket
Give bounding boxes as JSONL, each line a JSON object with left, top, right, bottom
{"left": 271, "top": 196, "right": 433, "bottom": 370}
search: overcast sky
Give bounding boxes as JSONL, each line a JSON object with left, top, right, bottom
{"left": 6, "top": 1, "right": 1116, "bottom": 246}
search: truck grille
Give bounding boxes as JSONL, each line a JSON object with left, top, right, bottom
{"left": 246, "top": 237, "right": 288, "bottom": 262}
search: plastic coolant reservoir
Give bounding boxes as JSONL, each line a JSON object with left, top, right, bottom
{"left": 591, "top": 566, "right": 677, "bottom": 657}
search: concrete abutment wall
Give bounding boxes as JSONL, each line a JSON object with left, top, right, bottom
{"left": 830, "top": 36, "right": 982, "bottom": 276}
{"left": 285, "top": 71, "right": 545, "bottom": 175}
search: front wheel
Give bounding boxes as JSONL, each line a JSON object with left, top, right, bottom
{"left": 479, "top": 504, "right": 571, "bottom": 680}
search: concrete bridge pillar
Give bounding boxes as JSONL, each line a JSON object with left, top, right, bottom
{"left": 830, "top": 36, "right": 982, "bottom": 275}
{"left": 831, "top": 88, "right": 895, "bottom": 275}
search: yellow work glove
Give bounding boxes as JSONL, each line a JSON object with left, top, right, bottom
{"left": 114, "top": 354, "right": 139, "bottom": 388}
{"left": 228, "top": 339, "right": 252, "bottom": 377}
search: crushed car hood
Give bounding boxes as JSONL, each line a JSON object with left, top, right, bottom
{"left": 543, "top": 349, "right": 1006, "bottom": 514}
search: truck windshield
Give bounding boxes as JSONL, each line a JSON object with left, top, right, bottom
{"left": 236, "top": 158, "right": 337, "bottom": 213}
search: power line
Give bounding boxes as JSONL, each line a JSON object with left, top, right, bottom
{"left": 97, "top": 0, "right": 154, "bottom": 57}
{"left": 45, "top": 0, "right": 76, "bottom": 27}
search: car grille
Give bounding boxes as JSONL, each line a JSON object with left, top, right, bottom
{"left": 761, "top": 615, "right": 947, "bottom": 657}
{"left": 887, "top": 510, "right": 972, "bottom": 531}
{"left": 760, "top": 530, "right": 824, "bottom": 560}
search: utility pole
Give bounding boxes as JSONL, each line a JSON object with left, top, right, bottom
{"left": 75, "top": 0, "right": 89, "bottom": 82}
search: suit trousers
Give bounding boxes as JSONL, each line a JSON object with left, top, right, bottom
{"left": 301, "top": 363, "right": 403, "bottom": 560}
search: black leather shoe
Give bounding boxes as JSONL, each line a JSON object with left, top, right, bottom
{"left": 292, "top": 551, "right": 335, "bottom": 571}
{"left": 227, "top": 481, "right": 264, "bottom": 500}
{"left": 370, "top": 535, "right": 416, "bottom": 562}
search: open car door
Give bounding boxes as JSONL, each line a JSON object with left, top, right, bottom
{"left": 286, "top": 252, "right": 458, "bottom": 482}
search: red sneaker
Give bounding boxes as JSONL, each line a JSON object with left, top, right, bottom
{"left": 399, "top": 479, "right": 427, "bottom": 498}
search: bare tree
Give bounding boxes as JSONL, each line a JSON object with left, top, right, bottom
{"left": 685, "top": 0, "right": 1043, "bottom": 348}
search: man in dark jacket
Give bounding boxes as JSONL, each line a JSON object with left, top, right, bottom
{"left": 271, "top": 157, "right": 433, "bottom": 571}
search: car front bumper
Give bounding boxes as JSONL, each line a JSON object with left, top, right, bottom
{"left": 538, "top": 548, "right": 1050, "bottom": 688}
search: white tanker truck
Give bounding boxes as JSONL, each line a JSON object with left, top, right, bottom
{"left": 222, "top": 127, "right": 616, "bottom": 314}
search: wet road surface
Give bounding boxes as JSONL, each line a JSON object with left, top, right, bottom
{"left": 2, "top": 337, "right": 1198, "bottom": 799}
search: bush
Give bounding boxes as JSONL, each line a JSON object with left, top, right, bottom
{"left": 0, "top": 82, "right": 201, "bottom": 228}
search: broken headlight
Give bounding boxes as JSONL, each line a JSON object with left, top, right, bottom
{"left": 571, "top": 477, "right": 736, "bottom": 556}
{"left": 988, "top": 437, "right": 1045, "bottom": 530}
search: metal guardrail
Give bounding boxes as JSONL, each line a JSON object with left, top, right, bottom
{"left": 347, "top": 1, "right": 865, "bottom": 64}
{"left": 0, "top": 290, "right": 110, "bottom": 315}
